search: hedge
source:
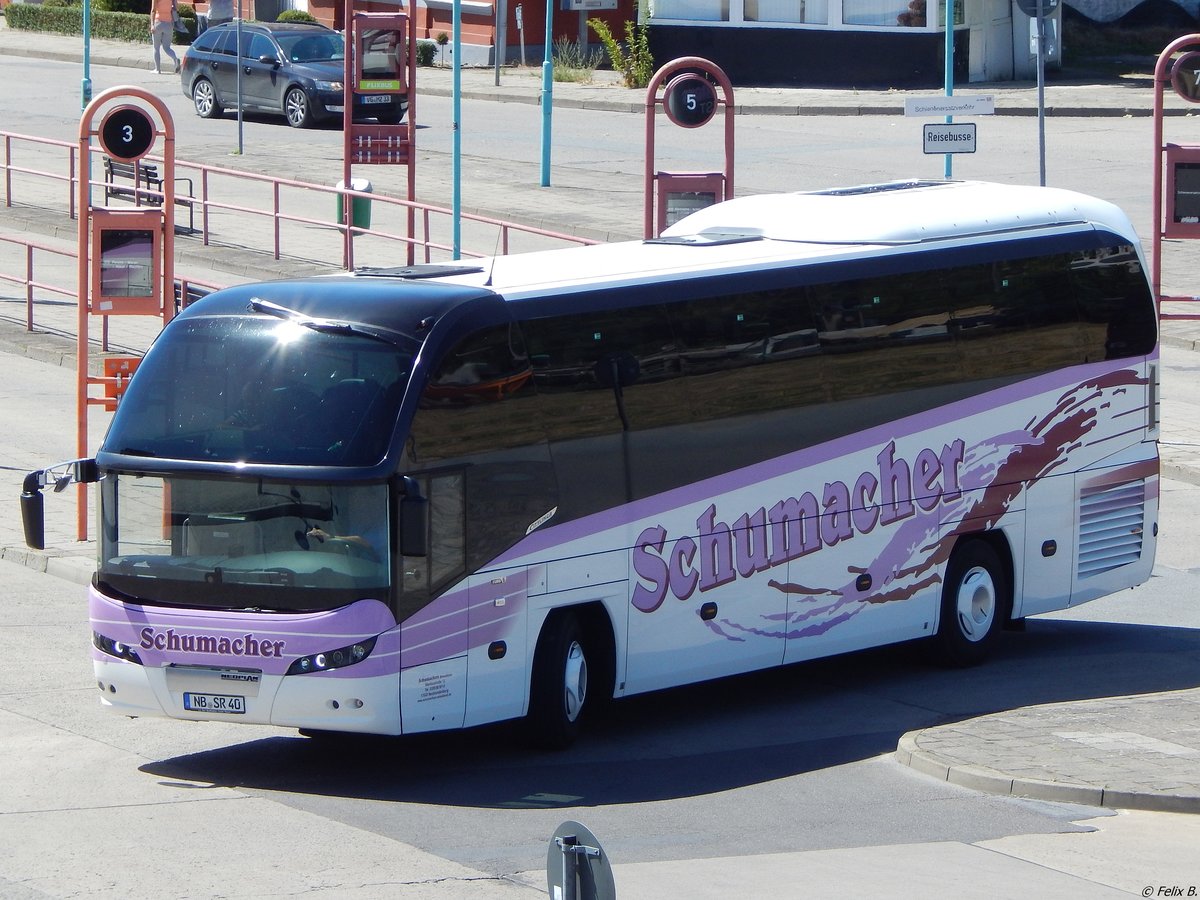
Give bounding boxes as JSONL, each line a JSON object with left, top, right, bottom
{"left": 4, "top": 2, "right": 197, "bottom": 43}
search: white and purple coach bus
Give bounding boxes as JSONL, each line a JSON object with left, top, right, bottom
{"left": 22, "top": 180, "right": 1160, "bottom": 747}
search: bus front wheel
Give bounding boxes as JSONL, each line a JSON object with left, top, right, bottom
{"left": 527, "top": 612, "right": 589, "bottom": 750}
{"left": 933, "top": 540, "right": 1008, "bottom": 667}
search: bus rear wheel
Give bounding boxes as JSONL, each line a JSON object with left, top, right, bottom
{"left": 933, "top": 540, "right": 1008, "bottom": 667}
{"left": 527, "top": 612, "right": 589, "bottom": 750}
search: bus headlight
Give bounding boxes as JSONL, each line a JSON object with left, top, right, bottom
{"left": 286, "top": 636, "right": 377, "bottom": 676}
{"left": 93, "top": 631, "right": 143, "bottom": 665}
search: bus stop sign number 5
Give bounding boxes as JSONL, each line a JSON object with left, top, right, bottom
{"left": 665, "top": 75, "right": 717, "bottom": 129}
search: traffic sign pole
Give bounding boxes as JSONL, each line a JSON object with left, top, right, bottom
{"left": 1036, "top": 0, "right": 1046, "bottom": 184}
{"left": 943, "top": 0, "right": 953, "bottom": 178}
{"left": 1015, "top": 0, "right": 1058, "bottom": 185}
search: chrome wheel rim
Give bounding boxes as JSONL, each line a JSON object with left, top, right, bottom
{"left": 194, "top": 82, "right": 214, "bottom": 116}
{"left": 285, "top": 90, "right": 307, "bottom": 127}
{"left": 955, "top": 565, "right": 996, "bottom": 643}
{"left": 562, "top": 640, "right": 587, "bottom": 723}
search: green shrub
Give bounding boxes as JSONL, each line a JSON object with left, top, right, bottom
{"left": 276, "top": 8, "right": 317, "bottom": 23}
{"left": 588, "top": 19, "right": 653, "bottom": 88}
{"left": 103, "top": 0, "right": 151, "bottom": 13}
{"left": 417, "top": 40, "right": 437, "bottom": 67}
{"left": 174, "top": 3, "right": 196, "bottom": 43}
{"left": 5, "top": 3, "right": 161, "bottom": 42}
{"left": 553, "top": 34, "right": 602, "bottom": 80}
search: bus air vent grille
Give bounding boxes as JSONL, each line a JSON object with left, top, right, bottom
{"left": 1077, "top": 479, "right": 1146, "bottom": 578}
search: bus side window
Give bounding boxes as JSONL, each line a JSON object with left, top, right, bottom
{"left": 404, "top": 323, "right": 555, "bottom": 600}
{"left": 1068, "top": 246, "right": 1157, "bottom": 361}
{"left": 522, "top": 303, "right": 687, "bottom": 439}
{"left": 520, "top": 303, "right": 694, "bottom": 515}
{"left": 811, "top": 270, "right": 959, "bottom": 403}
{"left": 671, "top": 285, "right": 827, "bottom": 421}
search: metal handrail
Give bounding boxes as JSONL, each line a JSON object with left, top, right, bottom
{"left": 1, "top": 129, "right": 598, "bottom": 269}
{"left": 0, "top": 232, "right": 224, "bottom": 344}
{"left": 3, "top": 132, "right": 77, "bottom": 219}
{"left": 0, "top": 233, "right": 76, "bottom": 331}
{"left": 1159, "top": 294, "right": 1200, "bottom": 321}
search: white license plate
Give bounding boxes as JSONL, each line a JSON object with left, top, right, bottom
{"left": 183, "top": 692, "right": 245, "bottom": 714}
{"left": 361, "top": 95, "right": 390, "bottom": 105}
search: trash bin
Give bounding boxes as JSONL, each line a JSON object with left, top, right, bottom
{"left": 336, "top": 179, "right": 373, "bottom": 229}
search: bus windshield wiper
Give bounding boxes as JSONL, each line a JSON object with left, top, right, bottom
{"left": 248, "top": 298, "right": 418, "bottom": 349}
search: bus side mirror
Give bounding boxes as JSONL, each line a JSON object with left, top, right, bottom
{"left": 399, "top": 476, "right": 428, "bottom": 557}
{"left": 19, "top": 459, "right": 99, "bottom": 551}
{"left": 21, "top": 471, "right": 46, "bottom": 551}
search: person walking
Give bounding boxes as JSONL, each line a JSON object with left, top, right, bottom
{"left": 150, "top": 0, "right": 181, "bottom": 75}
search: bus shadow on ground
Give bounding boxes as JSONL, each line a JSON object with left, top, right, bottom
{"left": 140, "top": 609, "right": 1200, "bottom": 809}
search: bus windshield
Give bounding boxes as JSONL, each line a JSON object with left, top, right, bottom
{"left": 102, "top": 316, "right": 413, "bottom": 467}
{"left": 97, "top": 474, "right": 389, "bottom": 612}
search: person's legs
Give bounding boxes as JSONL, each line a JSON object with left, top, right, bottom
{"left": 152, "top": 22, "right": 179, "bottom": 73}
{"left": 151, "top": 24, "right": 162, "bottom": 73}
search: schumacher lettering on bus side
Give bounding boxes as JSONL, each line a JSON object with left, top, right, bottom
{"left": 630, "top": 438, "right": 966, "bottom": 613}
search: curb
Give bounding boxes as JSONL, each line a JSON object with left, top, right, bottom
{"left": 896, "top": 731, "right": 1200, "bottom": 814}
{"left": 0, "top": 31, "right": 1184, "bottom": 119}
{"left": 0, "top": 545, "right": 95, "bottom": 586}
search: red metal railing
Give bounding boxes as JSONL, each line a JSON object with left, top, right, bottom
{"left": 1, "top": 128, "right": 598, "bottom": 270}
{"left": 0, "top": 232, "right": 223, "bottom": 348}
{"left": 2, "top": 132, "right": 77, "bottom": 220}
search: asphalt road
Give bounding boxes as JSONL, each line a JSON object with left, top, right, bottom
{"left": 0, "top": 53, "right": 1160, "bottom": 242}
{"left": 4, "top": 347, "right": 1200, "bottom": 887}
{"left": 3, "top": 49, "right": 1200, "bottom": 898}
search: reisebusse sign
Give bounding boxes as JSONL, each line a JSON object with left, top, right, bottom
{"left": 923, "top": 123, "right": 976, "bottom": 154}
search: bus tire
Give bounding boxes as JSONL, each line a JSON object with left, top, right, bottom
{"left": 527, "top": 612, "right": 589, "bottom": 750}
{"left": 933, "top": 540, "right": 1008, "bottom": 667}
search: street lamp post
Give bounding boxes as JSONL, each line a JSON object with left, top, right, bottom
{"left": 82, "top": 0, "right": 92, "bottom": 108}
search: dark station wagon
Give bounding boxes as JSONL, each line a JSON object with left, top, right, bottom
{"left": 179, "top": 21, "right": 406, "bottom": 128}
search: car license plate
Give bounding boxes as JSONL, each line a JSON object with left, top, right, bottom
{"left": 362, "top": 95, "right": 390, "bottom": 105}
{"left": 183, "top": 692, "right": 245, "bottom": 714}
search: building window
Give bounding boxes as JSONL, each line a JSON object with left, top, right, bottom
{"left": 652, "top": 0, "right": 730, "bottom": 20}
{"left": 842, "top": 0, "right": 918, "bottom": 26}
{"left": 745, "top": 0, "right": 828, "bottom": 24}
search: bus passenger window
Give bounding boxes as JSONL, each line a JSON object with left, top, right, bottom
{"left": 522, "top": 304, "right": 687, "bottom": 439}
{"left": 1069, "top": 247, "right": 1157, "bottom": 361}
{"left": 404, "top": 323, "right": 556, "bottom": 597}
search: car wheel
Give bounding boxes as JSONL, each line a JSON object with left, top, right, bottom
{"left": 932, "top": 540, "right": 1008, "bottom": 667}
{"left": 192, "top": 78, "right": 223, "bottom": 119}
{"left": 285, "top": 87, "right": 314, "bottom": 128}
{"left": 526, "top": 612, "right": 589, "bottom": 750}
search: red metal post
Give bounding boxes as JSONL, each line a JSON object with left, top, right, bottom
{"left": 643, "top": 57, "right": 735, "bottom": 239}
{"left": 76, "top": 86, "right": 177, "bottom": 540}
{"left": 1153, "top": 34, "right": 1200, "bottom": 320}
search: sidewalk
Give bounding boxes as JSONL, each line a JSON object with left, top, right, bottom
{"left": 1, "top": 21, "right": 1199, "bottom": 823}
{"left": 0, "top": 18, "right": 1180, "bottom": 119}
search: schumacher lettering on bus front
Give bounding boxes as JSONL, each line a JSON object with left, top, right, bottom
{"left": 139, "top": 627, "right": 285, "bottom": 658}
